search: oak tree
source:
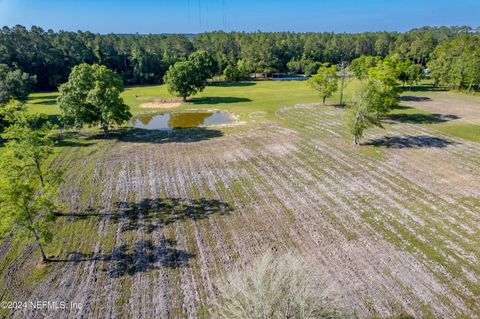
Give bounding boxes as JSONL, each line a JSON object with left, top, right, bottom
{"left": 58, "top": 63, "right": 131, "bottom": 133}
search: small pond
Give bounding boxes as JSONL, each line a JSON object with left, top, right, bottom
{"left": 132, "top": 111, "right": 233, "bottom": 130}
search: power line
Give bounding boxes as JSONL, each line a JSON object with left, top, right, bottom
{"left": 198, "top": 0, "right": 202, "bottom": 31}
{"left": 222, "top": 0, "right": 227, "bottom": 30}
{"left": 187, "top": 0, "right": 191, "bottom": 26}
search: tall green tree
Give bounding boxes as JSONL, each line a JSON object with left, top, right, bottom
{"left": 0, "top": 64, "right": 36, "bottom": 105}
{"left": 163, "top": 51, "right": 215, "bottom": 101}
{"left": 428, "top": 33, "right": 480, "bottom": 90}
{"left": 0, "top": 99, "right": 24, "bottom": 132}
{"left": 2, "top": 105, "right": 56, "bottom": 187}
{"left": 0, "top": 109, "right": 61, "bottom": 262}
{"left": 223, "top": 65, "right": 242, "bottom": 82}
{"left": 406, "top": 64, "right": 425, "bottom": 88}
{"left": 57, "top": 63, "right": 131, "bottom": 133}
{"left": 188, "top": 50, "right": 216, "bottom": 78}
{"left": 365, "top": 61, "right": 400, "bottom": 114}
{"left": 350, "top": 56, "right": 382, "bottom": 80}
{"left": 385, "top": 54, "right": 411, "bottom": 86}
{"left": 164, "top": 61, "right": 200, "bottom": 101}
{"left": 346, "top": 89, "right": 383, "bottom": 145}
{"left": 347, "top": 62, "right": 399, "bottom": 145}
{"left": 338, "top": 61, "right": 352, "bottom": 106}
{"left": 307, "top": 63, "right": 339, "bottom": 105}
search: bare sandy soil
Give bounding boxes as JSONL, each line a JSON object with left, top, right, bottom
{"left": 140, "top": 98, "right": 182, "bottom": 109}
{"left": 401, "top": 93, "right": 480, "bottom": 124}
{"left": 1, "top": 94, "right": 479, "bottom": 318}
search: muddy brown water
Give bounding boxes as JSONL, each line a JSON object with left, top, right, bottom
{"left": 132, "top": 111, "right": 233, "bottom": 130}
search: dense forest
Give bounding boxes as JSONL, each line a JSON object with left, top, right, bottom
{"left": 0, "top": 25, "right": 478, "bottom": 91}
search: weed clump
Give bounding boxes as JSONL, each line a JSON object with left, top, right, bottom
{"left": 213, "top": 253, "right": 344, "bottom": 319}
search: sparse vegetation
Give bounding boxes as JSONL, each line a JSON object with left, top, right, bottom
{"left": 213, "top": 253, "right": 344, "bottom": 319}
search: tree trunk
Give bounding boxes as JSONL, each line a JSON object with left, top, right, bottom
{"left": 183, "top": 96, "right": 187, "bottom": 102}
{"left": 26, "top": 209, "right": 49, "bottom": 262}
{"left": 33, "top": 227, "right": 48, "bottom": 262}
{"left": 354, "top": 135, "right": 360, "bottom": 145}
{"left": 323, "top": 96, "right": 326, "bottom": 105}
{"left": 340, "top": 82, "right": 345, "bottom": 106}
{"left": 34, "top": 157, "right": 45, "bottom": 188}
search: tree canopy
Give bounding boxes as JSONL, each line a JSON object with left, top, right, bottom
{"left": 307, "top": 63, "right": 339, "bottom": 105}
{"left": 58, "top": 63, "right": 131, "bottom": 133}
{"left": 350, "top": 56, "right": 382, "bottom": 80}
{"left": 0, "top": 64, "right": 36, "bottom": 105}
{"left": 0, "top": 108, "right": 61, "bottom": 262}
{"left": 163, "top": 51, "right": 215, "bottom": 101}
{"left": 346, "top": 61, "right": 400, "bottom": 145}
{"left": 364, "top": 61, "right": 400, "bottom": 114}
{"left": 428, "top": 33, "right": 480, "bottom": 91}
{"left": 346, "top": 89, "right": 384, "bottom": 145}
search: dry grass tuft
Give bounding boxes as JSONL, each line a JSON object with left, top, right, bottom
{"left": 212, "top": 253, "right": 344, "bottom": 319}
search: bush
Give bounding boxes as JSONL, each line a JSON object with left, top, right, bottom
{"left": 212, "top": 253, "right": 344, "bottom": 319}
{"left": 304, "top": 61, "right": 323, "bottom": 76}
{"left": 224, "top": 65, "right": 242, "bottom": 82}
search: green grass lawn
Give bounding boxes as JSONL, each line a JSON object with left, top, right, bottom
{"left": 25, "top": 79, "right": 480, "bottom": 142}
{"left": 435, "top": 123, "right": 480, "bottom": 142}
{"left": 26, "top": 80, "right": 362, "bottom": 121}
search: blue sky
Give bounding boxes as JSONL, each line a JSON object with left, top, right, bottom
{"left": 0, "top": 0, "right": 478, "bottom": 33}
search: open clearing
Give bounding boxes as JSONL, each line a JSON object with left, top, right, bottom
{"left": 2, "top": 82, "right": 480, "bottom": 318}
{"left": 400, "top": 92, "right": 480, "bottom": 124}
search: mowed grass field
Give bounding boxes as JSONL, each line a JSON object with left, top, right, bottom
{"left": 27, "top": 80, "right": 362, "bottom": 120}
{"left": 1, "top": 80, "right": 480, "bottom": 318}
{"left": 27, "top": 80, "right": 480, "bottom": 142}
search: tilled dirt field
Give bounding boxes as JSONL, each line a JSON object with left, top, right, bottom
{"left": 401, "top": 92, "right": 480, "bottom": 124}
{"left": 1, "top": 100, "right": 479, "bottom": 318}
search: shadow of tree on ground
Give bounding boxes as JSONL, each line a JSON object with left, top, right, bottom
{"left": 86, "top": 127, "right": 224, "bottom": 144}
{"left": 399, "top": 96, "right": 432, "bottom": 102}
{"left": 54, "top": 238, "right": 195, "bottom": 277}
{"left": 400, "top": 85, "right": 446, "bottom": 93}
{"left": 364, "top": 135, "right": 456, "bottom": 149}
{"left": 209, "top": 82, "right": 256, "bottom": 87}
{"left": 52, "top": 198, "right": 233, "bottom": 276}
{"left": 188, "top": 96, "right": 252, "bottom": 105}
{"left": 113, "top": 197, "right": 233, "bottom": 233}
{"left": 387, "top": 113, "right": 459, "bottom": 124}
{"left": 27, "top": 95, "right": 58, "bottom": 105}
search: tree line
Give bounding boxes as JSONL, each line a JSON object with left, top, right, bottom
{"left": 1, "top": 25, "right": 475, "bottom": 91}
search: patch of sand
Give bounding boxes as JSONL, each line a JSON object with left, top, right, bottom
{"left": 140, "top": 99, "right": 182, "bottom": 109}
